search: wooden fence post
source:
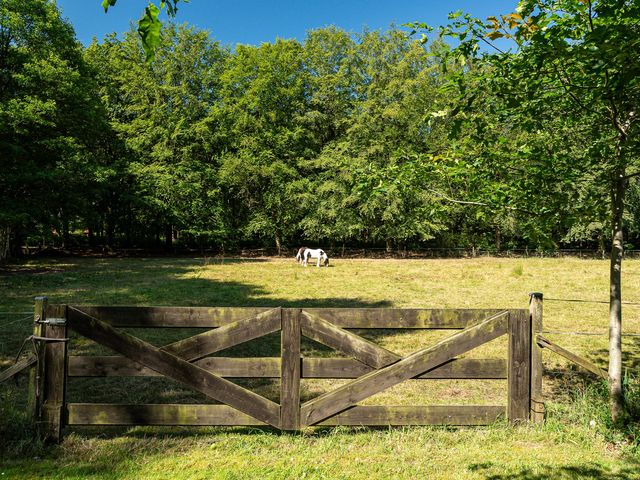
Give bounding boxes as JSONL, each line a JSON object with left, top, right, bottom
{"left": 28, "top": 297, "right": 47, "bottom": 426}
{"left": 41, "top": 304, "right": 68, "bottom": 443}
{"left": 529, "top": 293, "right": 544, "bottom": 423}
{"left": 507, "top": 309, "right": 532, "bottom": 424}
{"left": 280, "top": 308, "right": 301, "bottom": 430}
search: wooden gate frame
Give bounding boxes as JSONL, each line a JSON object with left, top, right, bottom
{"left": 31, "top": 297, "right": 544, "bottom": 442}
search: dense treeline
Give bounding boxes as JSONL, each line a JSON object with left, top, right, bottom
{"left": 1, "top": 0, "right": 639, "bottom": 261}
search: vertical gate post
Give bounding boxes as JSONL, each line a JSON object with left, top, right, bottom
{"left": 41, "top": 304, "right": 68, "bottom": 443}
{"left": 507, "top": 309, "right": 532, "bottom": 424}
{"left": 280, "top": 308, "right": 301, "bottom": 430}
{"left": 28, "top": 297, "right": 47, "bottom": 424}
{"left": 529, "top": 293, "right": 544, "bottom": 423}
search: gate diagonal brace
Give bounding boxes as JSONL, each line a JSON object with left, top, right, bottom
{"left": 160, "top": 308, "right": 281, "bottom": 361}
{"left": 67, "top": 307, "right": 281, "bottom": 428}
{"left": 300, "top": 310, "right": 400, "bottom": 369}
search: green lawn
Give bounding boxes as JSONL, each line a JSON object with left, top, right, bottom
{"left": 1, "top": 256, "right": 639, "bottom": 479}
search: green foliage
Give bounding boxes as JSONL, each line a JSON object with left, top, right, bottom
{"left": 0, "top": 0, "right": 102, "bottom": 258}
{"left": 7, "top": 1, "right": 640, "bottom": 258}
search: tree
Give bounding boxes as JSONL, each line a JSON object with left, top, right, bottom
{"left": 412, "top": 0, "right": 640, "bottom": 420}
{"left": 0, "top": 0, "right": 101, "bottom": 261}
{"left": 85, "top": 24, "right": 230, "bottom": 250}
{"left": 299, "top": 28, "right": 451, "bottom": 250}
{"left": 217, "top": 39, "right": 311, "bottom": 253}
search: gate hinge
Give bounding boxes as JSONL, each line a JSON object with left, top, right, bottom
{"left": 35, "top": 317, "right": 66, "bottom": 326}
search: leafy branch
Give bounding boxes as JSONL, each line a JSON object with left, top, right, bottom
{"left": 101, "top": 1, "right": 183, "bottom": 62}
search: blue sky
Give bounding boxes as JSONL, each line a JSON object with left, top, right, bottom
{"left": 57, "top": 1, "right": 519, "bottom": 48}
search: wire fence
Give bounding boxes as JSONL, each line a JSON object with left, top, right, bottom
{"left": 15, "top": 245, "right": 640, "bottom": 259}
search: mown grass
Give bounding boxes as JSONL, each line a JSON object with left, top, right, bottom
{"left": 1, "top": 256, "right": 639, "bottom": 479}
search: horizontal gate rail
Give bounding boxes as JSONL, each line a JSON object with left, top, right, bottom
{"left": 67, "top": 404, "right": 267, "bottom": 426}
{"left": 66, "top": 404, "right": 505, "bottom": 427}
{"left": 67, "top": 356, "right": 508, "bottom": 379}
{"left": 75, "top": 306, "right": 276, "bottom": 328}
{"left": 75, "top": 306, "right": 507, "bottom": 329}
{"left": 316, "top": 405, "right": 505, "bottom": 426}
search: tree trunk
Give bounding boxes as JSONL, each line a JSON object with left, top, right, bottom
{"left": 0, "top": 226, "right": 10, "bottom": 263}
{"left": 609, "top": 167, "right": 625, "bottom": 423}
{"left": 164, "top": 224, "right": 173, "bottom": 252}
{"left": 275, "top": 233, "right": 282, "bottom": 257}
{"left": 385, "top": 239, "right": 393, "bottom": 253}
{"left": 62, "top": 216, "right": 70, "bottom": 249}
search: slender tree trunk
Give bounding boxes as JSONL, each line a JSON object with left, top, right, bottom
{"left": 164, "top": 224, "right": 173, "bottom": 252}
{"left": 0, "top": 226, "right": 10, "bottom": 263}
{"left": 609, "top": 166, "right": 625, "bottom": 423}
{"left": 62, "top": 216, "right": 70, "bottom": 249}
{"left": 275, "top": 233, "right": 282, "bottom": 257}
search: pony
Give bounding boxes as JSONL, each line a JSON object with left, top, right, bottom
{"left": 303, "top": 248, "right": 329, "bottom": 267}
{"left": 295, "top": 246, "right": 308, "bottom": 264}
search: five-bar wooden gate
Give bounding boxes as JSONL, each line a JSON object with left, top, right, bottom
{"left": 31, "top": 297, "right": 543, "bottom": 442}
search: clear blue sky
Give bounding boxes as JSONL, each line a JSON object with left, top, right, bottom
{"left": 56, "top": 1, "right": 519, "bottom": 48}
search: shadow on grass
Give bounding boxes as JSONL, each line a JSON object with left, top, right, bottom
{"left": 469, "top": 460, "right": 640, "bottom": 479}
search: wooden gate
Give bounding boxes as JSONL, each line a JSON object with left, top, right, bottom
{"left": 31, "top": 298, "right": 542, "bottom": 442}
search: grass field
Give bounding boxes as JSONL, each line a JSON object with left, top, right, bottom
{"left": 1, "top": 256, "right": 639, "bottom": 479}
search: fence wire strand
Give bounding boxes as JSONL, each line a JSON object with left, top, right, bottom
{"left": 0, "top": 315, "right": 33, "bottom": 326}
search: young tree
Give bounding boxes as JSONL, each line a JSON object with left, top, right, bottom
{"left": 413, "top": 0, "right": 640, "bottom": 420}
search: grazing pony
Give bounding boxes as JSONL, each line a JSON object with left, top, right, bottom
{"left": 303, "top": 248, "right": 329, "bottom": 267}
{"left": 295, "top": 246, "right": 308, "bottom": 264}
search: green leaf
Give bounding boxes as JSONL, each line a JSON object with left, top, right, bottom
{"left": 102, "top": 0, "right": 117, "bottom": 13}
{"left": 138, "top": 3, "right": 162, "bottom": 63}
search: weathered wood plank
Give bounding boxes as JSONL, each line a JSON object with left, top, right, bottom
{"left": 68, "top": 356, "right": 281, "bottom": 377}
{"left": 507, "top": 310, "right": 531, "bottom": 424}
{"left": 302, "top": 357, "right": 508, "bottom": 379}
{"left": 66, "top": 404, "right": 267, "bottom": 426}
{"left": 301, "top": 311, "right": 400, "bottom": 369}
{"left": 302, "top": 308, "right": 506, "bottom": 329}
{"left": 280, "top": 308, "right": 301, "bottom": 430}
{"left": 74, "top": 306, "right": 275, "bottom": 328}
{"left": 0, "top": 354, "right": 37, "bottom": 383}
{"left": 42, "top": 304, "right": 68, "bottom": 443}
{"left": 66, "top": 307, "right": 280, "bottom": 427}
{"left": 68, "top": 356, "right": 507, "bottom": 379}
{"left": 29, "top": 297, "right": 47, "bottom": 426}
{"left": 160, "top": 308, "right": 280, "bottom": 361}
{"left": 529, "top": 293, "right": 544, "bottom": 423}
{"left": 74, "top": 306, "right": 507, "bottom": 328}
{"left": 537, "top": 335, "right": 607, "bottom": 379}
{"left": 66, "top": 404, "right": 504, "bottom": 427}
{"left": 300, "top": 311, "right": 510, "bottom": 426}
{"left": 317, "top": 405, "right": 505, "bottom": 426}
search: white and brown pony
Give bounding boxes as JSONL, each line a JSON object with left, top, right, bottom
{"left": 302, "top": 248, "right": 329, "bottom": 267}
